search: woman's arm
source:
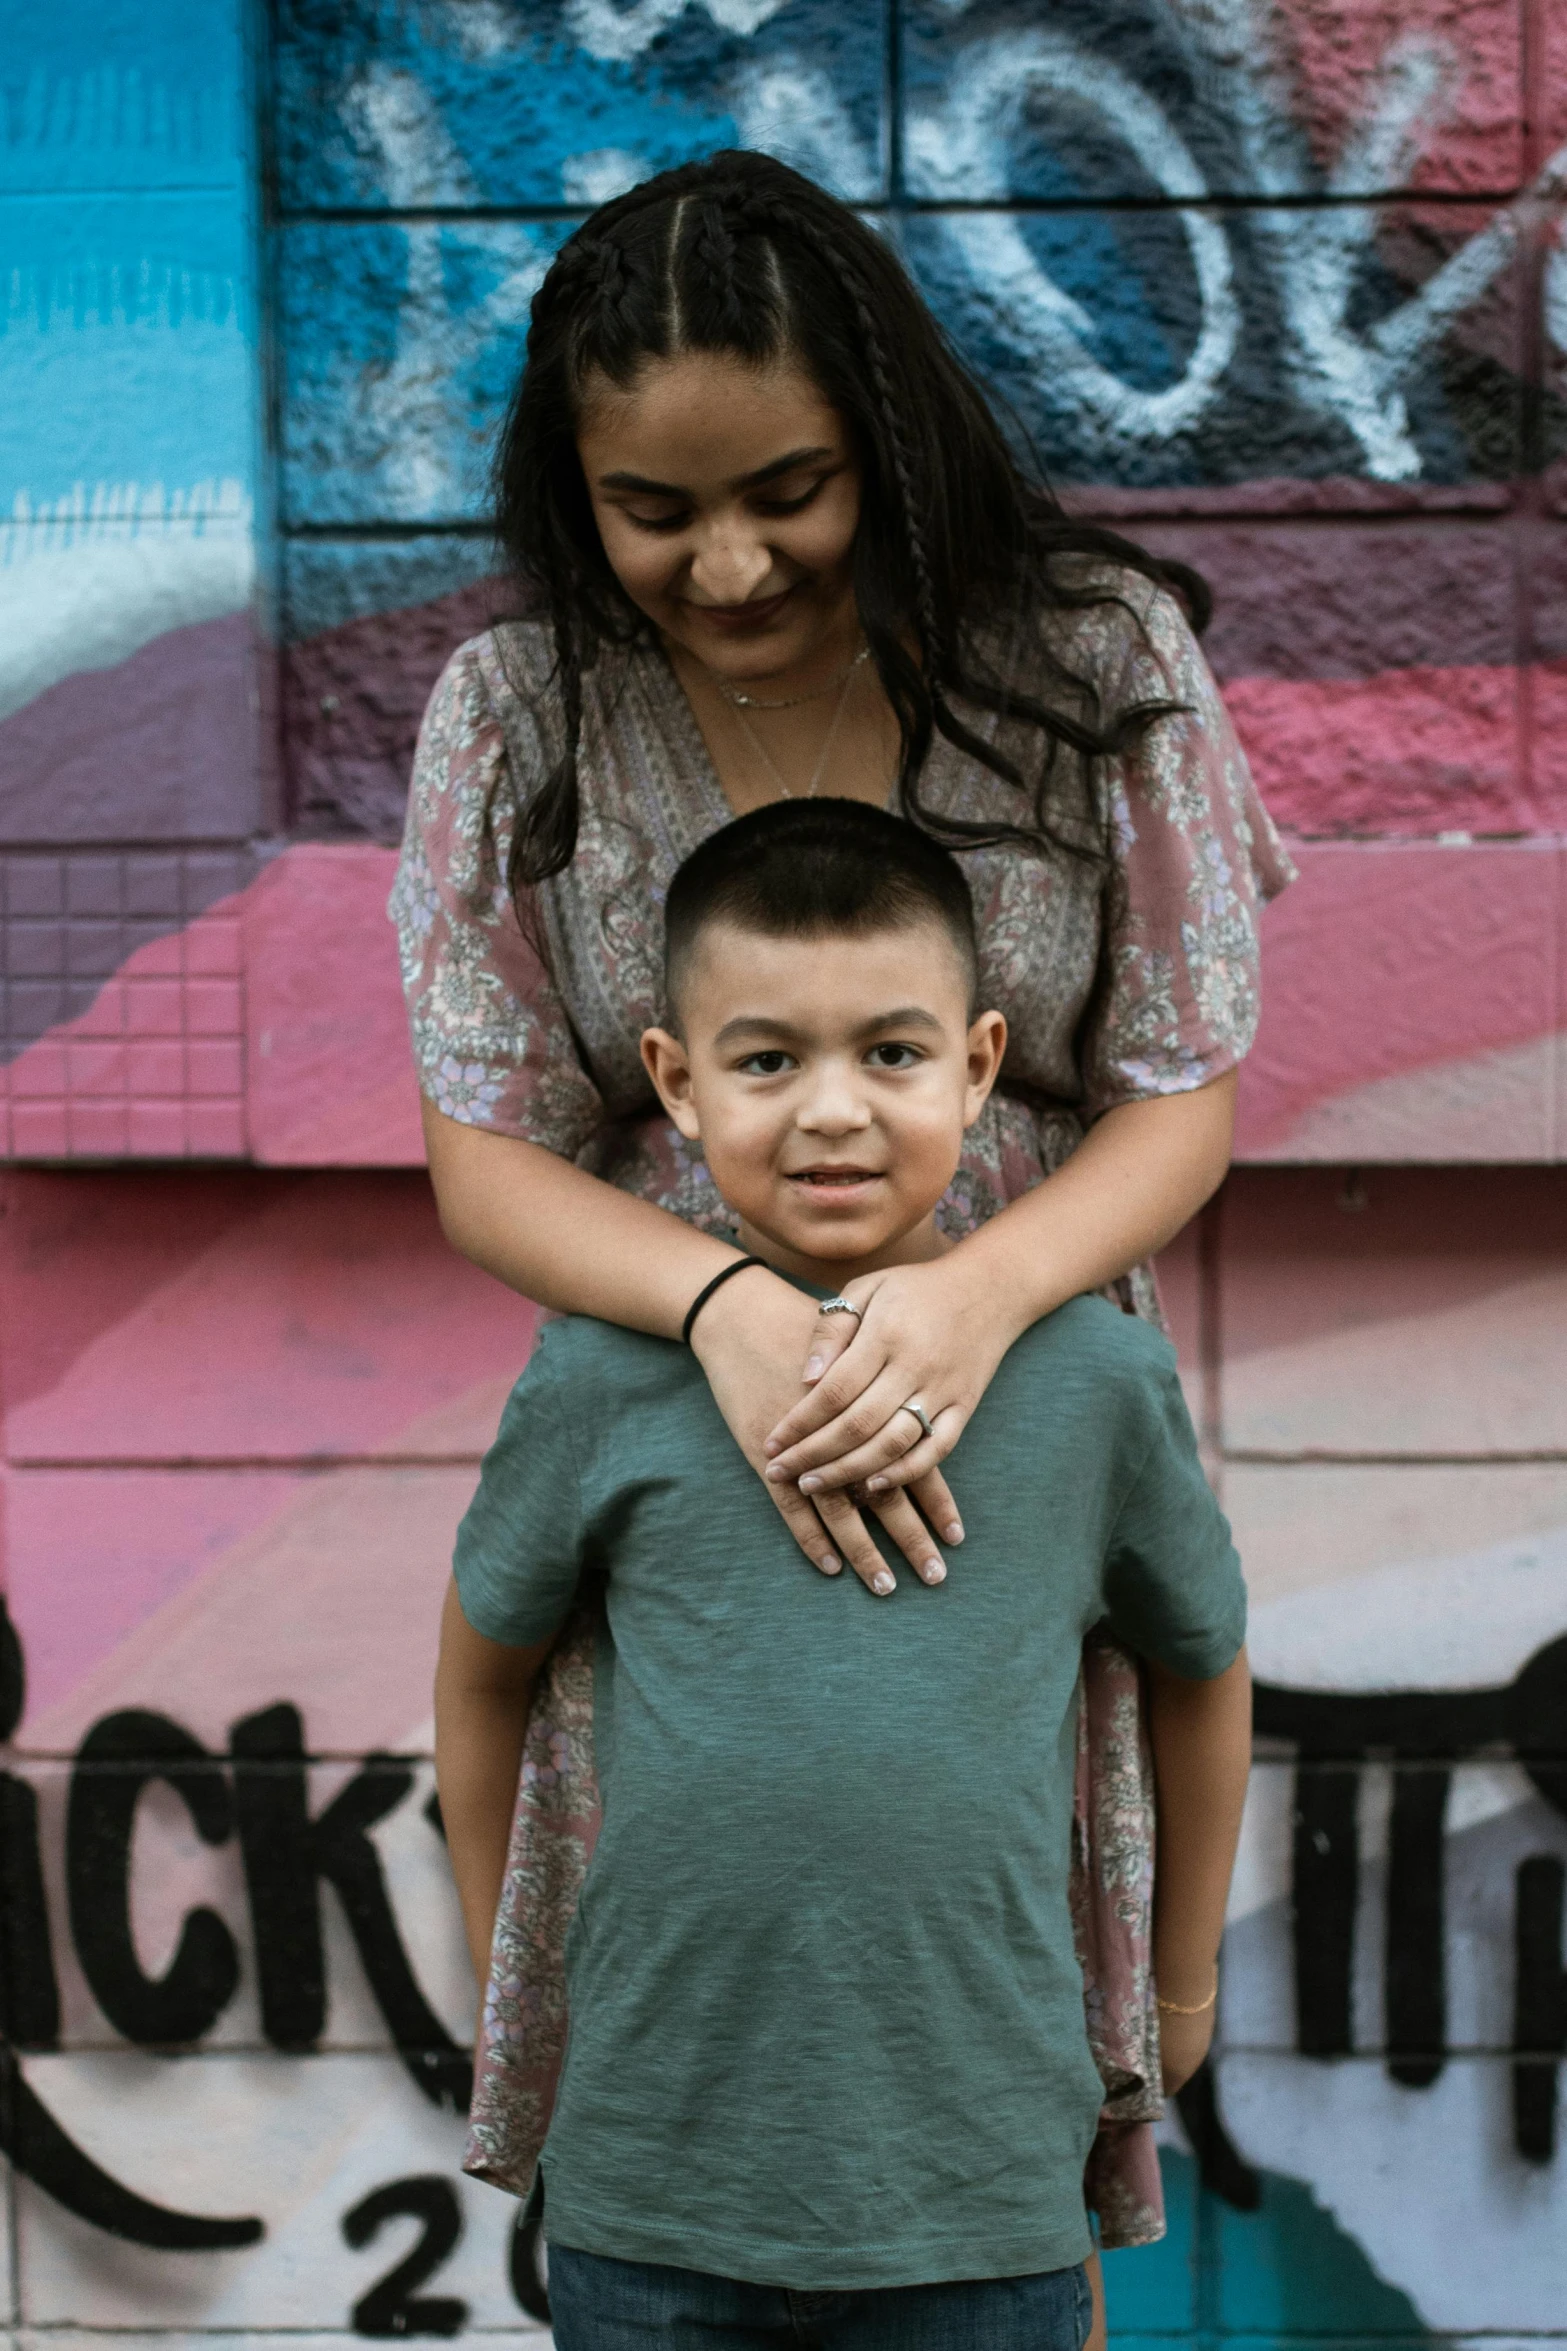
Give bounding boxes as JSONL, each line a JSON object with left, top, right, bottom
{"left": 423, "top": 1099, "right": 741, "bottom": 1332}
{"left": 433, "top": 1579, "right": 555, "bottom": 1986}
{"left": 423, "top": 1103, "right": 960, "bottom": 1589}
{"left": 1145, "top": 1648, "right": 1253, "bottom": 2093}
{"left": 763, "top": 1073, "right": 1235, "bottom": 1489}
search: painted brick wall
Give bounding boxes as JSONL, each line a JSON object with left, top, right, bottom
{"left": 1, "top": 2, "right": 1566, "bottom": 2343}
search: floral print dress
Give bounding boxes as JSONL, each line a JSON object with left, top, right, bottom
{"left": 392, "top": 574, "right": 1293, "bottom": 2250}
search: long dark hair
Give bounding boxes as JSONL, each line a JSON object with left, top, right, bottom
{"left": 492, "top": 149, "right": 1208, "bottom": 890}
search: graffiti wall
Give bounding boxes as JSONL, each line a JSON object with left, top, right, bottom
{"left": 1, "top": 0, "right": 1565, "bottom": 2341}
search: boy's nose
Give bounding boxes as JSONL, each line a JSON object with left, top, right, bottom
{"left": 798, "top": 1075, "right": 872, "bottom": 1136}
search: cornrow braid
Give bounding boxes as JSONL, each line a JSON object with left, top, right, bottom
{"left": 723, "top": 181, "right": 947, "bottom": 669}
{"left": 490, "top": 149, "right": 1207, "bottom": 891}
{"left": 683, "top": 196, "right": 750, "bottom": 344}
{"left": 705, "top": 175, "right": 1075, "bottom": 851}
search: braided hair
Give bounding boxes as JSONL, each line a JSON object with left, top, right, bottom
{"left": 491, "top": 150, "right": 1209, "bottom": 889}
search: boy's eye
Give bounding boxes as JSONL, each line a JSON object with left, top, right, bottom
{"left": 866, "top": 1043, "right": 922, "bottom": 1070}
{"left": 737, "top": 1050, "right": 795, "bottom": 1076}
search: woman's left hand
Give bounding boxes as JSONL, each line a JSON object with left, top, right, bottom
{"left": 762, "top": 1252, "right": 1021, "bottom": 1524}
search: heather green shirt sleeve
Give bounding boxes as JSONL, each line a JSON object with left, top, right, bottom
{"left": 453, "top": 1325, "right": 585, "bottom": 1647}
{"left": 1102, "top": 1356, "right": 1247, "bottom": 1679}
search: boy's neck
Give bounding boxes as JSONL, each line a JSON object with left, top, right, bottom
{"left": 733, "top": 1209, "right": 952, "bottom": 1289}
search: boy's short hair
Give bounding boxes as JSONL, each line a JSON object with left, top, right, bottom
{"left": 664, "top": 798, "right": 979, "bottom": 1018}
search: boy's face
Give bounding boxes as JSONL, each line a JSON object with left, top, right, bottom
{"left": 641, "top": 919, "right": 1006, "bottom": 1282}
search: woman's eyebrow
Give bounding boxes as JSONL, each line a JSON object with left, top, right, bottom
{"left": 736, "top": 444, "right": 836, "bottom": 488}
{"left": 597, "top": 469, "right": 687, "bottom": 495}
{"left": 596, "top": 445, "right": 836, "bottom": 496}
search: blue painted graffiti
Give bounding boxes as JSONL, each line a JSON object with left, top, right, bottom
{"left": 273, "top": 0, "right": 1566, "bottom": 520}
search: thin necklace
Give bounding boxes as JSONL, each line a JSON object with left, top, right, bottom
{"left": 728, "top": 652, "right": 862, "bottom": 800}
{"left": 717, "top": 644, "right": 870, "bottom": 711}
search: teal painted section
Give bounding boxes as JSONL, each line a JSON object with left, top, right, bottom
{"left": 0, "top": 0, "right": 246, "bottom": 193}
{"left": 1216, "top": 2167, "right": 1430, "bottom": 2336}
{"left": 0, "top": 193, "right": 253, "bottom": 512}
{"left": 1103, "top": 2150, "right": 1432, "bottom": 2340}
{"left": 1101, "top": 2149, "right": 1198, "bottom": 2332}
{"left": 0, "top": 0, "right": 260, "bottom": 510}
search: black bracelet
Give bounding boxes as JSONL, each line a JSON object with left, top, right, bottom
{"left": 682, "top": 1255, "right": 768, "bottom": 1347}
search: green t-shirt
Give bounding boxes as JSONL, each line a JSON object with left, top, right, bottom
{"left": 454, "top": 1291, "right": 1245, "bottom": 2291}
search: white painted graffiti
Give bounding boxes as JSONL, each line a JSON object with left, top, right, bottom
{"left": 327, "top": 67, "right": 551, "bottom": 518}
{"left": 902, "top": 36, "right": 1240, "bottom": 446}
{"left": 327, "top": 4, "right": 1567, "bottom": 503}
{"left": 739, "top": 15, "right": 1567, "bottom": 482}
{"left": 562, "top": 0, "right": 790, "bottom": 65}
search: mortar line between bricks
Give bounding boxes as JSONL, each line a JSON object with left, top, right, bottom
{"left": 275, "top": 504, "right": 1540, "bottom": 539}
{"left": 276, "top": 188, "right": 1539, "bottom": 224}
{"left": 5, "top": 1747, "right": 437, "bottom": 1763}
{"left": 20, "top": 1448, "right": 1565, "bottom": 1470}
{"left": 279, "top": 518, "right": 498, "bottom": 540}
{"left": 2, "top": 1455, "right": 487, "bottom": 1471}
{"left": 1219, "top": 1448, "right": 1567, "bottom": 1466}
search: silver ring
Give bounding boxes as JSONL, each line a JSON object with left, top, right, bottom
{"left": 818, "top": 1296, "right": 862, "bottom": 1319}
{"left": 898, "top": 1399, "right": 935, "bottom": 1443}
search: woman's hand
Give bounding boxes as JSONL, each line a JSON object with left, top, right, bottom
{"left": 761, "top": 1252, "right": 1022, "bottom": 1514}
{"left": 690, "top": 1267, "right": 953, "bottom": 1594}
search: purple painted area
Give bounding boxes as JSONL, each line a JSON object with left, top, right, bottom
{"left": 0, "top": 612, "right": 263, "bottom": 845}
{"left": 1138, "top": 521, "right": 1517, "bottom": 683}
{"left": 282, "top": 577, "right": 508, "bottom": 839}
{"left": 0, "top": 845, "right": 253, "bottom": 1067}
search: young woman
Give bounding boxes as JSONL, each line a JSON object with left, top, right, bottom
{"left": 394, "top": 150, "right": 1290, "bottom": 2284}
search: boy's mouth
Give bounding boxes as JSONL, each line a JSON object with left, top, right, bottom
{"left": 786, "top": 1164, "right": 883, "bottom": 1197}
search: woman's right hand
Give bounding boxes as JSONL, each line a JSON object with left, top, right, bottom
{"left": 690, "top": 1269, "right": 952, "bottom": 1593}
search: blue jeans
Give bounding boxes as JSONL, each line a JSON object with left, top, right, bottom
{"left": 546, "top": 2243, "right": 1092, "bottom": 2351}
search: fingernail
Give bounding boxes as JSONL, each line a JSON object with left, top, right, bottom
{"left": 865, "top": 1474, "right": 889, "bottom": 1493}
{"left": 922, "top": 1559, "right": 946, "bottom": 1585}
{"left": 945, "top": 1520, "right": 964, "bottom": 1543}
{"left": 765, "top": 1463, "right": 790, "bottom": 1481}
{"left": 804, "top": 1358, "right": 823, "bottom": 1381}
{"left": 764, "top": 1437, "right": 782, "bottom": 1457}
{"left": 871, "top": 1569, "right": 895, "bottom": 1596}
{"left": 820, "top": 1554, "right": 841, "bottom": 1575}
{"left": 799, "top": 1473, "right": 822, "bottom": 1494}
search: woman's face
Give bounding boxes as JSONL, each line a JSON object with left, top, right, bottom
{"left": 576, "top": 349, "right": 862, "bottom": 685}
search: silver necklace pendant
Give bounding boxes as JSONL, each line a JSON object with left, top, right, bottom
{"left": 721, "top": 645, "right": 869, "bottom": 712}
{"left": 729, "top": 649, "right": 864, "bottom": 802}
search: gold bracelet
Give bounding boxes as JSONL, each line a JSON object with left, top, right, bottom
{"left": 1156, "top": 1972, "right": 1218, "bottom": 2017}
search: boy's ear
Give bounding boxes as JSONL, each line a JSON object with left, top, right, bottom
{"left": 640, "top": 1026, "right": 702, "bottom": 1140}
{"left": 962, "top": 1009, "right": 1007, "bottom": 1129}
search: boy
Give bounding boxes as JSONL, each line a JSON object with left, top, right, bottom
{"left": 436, "top": 799, "right": 1251, "bottom": 2351}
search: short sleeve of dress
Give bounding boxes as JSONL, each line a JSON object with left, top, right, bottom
{"left": 389, "top": 637, "right": 605, "bottom": 1157}
{"left": 1083, "top": 587, "right": 1296, "bottom": 1118}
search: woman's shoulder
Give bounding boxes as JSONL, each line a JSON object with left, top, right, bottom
{"left": 429, "top": 620, "right": 558, "bottom": 719}
{"left": 425, "top": 616, "right": 663, "bottom": 751}
{"left": 1027, "top": 559, "right": 1194, "bottom": 694}
{"left": 412, "top": 620, "right": 568, "bottom": 810}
